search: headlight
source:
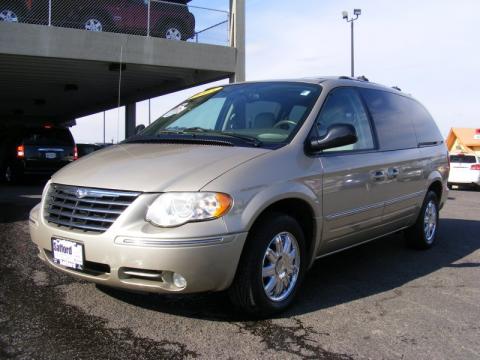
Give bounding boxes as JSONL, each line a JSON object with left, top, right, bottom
{"left": 146, "top": 192, "right": 232, "bottom": 227}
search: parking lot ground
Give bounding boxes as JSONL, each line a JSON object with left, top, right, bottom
{"left": 0, "top": 183, "right": 479, "bottom": 360}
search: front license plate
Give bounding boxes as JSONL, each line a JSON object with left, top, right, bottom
{"left": 45, "top": 152, "right": 57, "bottom": 159}
{"left": 51, "top": 238, "right": 84, "bottom": 270}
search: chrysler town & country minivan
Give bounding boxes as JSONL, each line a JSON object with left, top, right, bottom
{"left": 29, "top": 77, "right": 449, "bottom": 315}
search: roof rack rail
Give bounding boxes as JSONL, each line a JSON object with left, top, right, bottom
{"left": 357, "top": 75, "right": 369, "bottom": 82}
{"left": 392, "top": 86, "right": 402, "bottom": 91}
{"left": 338, "top": 76, "right": 352, "bottom": 80}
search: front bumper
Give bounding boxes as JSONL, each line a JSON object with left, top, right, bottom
{"left": 29, "top": 203, "right": 247, "bottom": 294}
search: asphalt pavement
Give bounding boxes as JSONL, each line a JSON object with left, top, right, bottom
{"left": 1, "top": 182, "right": 479, "bottom": 359}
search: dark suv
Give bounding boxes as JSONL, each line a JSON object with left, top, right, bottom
{"left": 0, "top": 125, "right": 77, "bottom": 183}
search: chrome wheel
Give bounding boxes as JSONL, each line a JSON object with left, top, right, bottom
{"left": 0, "top": 9, "right": 19, "bottom": 22}
{"left": 423, "top": 200, "right": 437, "bottom": 244}
{"left": 85, "top": 18, "right": 103, "bottom": 32}
{"left": 262, "top": 231, "right": 300, "bottom": 302}
{"left": 165, "top": 27, "right": 182, "bottom": 40}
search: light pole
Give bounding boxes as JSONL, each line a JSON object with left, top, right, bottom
{"left": 342, "top": 9, "right": 361, "bottom": 77}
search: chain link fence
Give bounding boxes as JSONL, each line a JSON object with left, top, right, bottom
{"left": 0, "top": 0, "right": 230, "bottom": 45}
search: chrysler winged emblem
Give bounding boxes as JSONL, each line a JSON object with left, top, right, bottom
{"left": 75, "top": 189, "right": 88, "bottom": 199}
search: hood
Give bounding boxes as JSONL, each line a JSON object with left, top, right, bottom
{"left": 52, "top": 143, "right": 270, "bottom": 192}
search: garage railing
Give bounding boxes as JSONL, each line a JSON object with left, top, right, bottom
{"left": 0, "top": 0, "right": 230, "bottom": 46}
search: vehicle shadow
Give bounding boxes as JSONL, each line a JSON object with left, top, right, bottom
{"left": 0, "top": 183, "right": 45, "bottom": 223}
{"left": 97, "top": 217, "right": 480, "bottom": 321}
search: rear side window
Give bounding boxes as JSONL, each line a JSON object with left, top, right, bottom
{"left": 360, "top": 89, "right": 417, "bottom": 150}
{"left": 450, "top": 155, "right": 477, "bottom": 163}
{"left": 23, "top": 128, "right": 74, "bottom": 147}
{"left": 404, "top": 98, "right": 443, "bottom": 145}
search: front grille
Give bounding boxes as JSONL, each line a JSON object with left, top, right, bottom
{"left": 44, "top": 184, "right": 140, "bottom": 233}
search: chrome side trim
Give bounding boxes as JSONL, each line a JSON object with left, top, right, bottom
{"left": 384, "top": 190, "right": 424, "bottom": 206}
{"left": 325, "top": 201, "right": 384, "bottom": 221}
{"left": 316, "top": 226, "right": 410, "bottom": 260}
{"left": 326, "top": 191, "right": 424, "bottom": 221}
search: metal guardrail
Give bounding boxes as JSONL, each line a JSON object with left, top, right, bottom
{"left": 0, "top": 0, "right": 230, "bottom": 45}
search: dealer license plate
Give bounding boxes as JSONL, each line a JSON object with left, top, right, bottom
{"left": 51, "top": 238, "right": 84, "bottom": 270}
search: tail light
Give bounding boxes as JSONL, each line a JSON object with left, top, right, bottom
{"left": 73, "top": 145, "right": 78, "bottom": 161}
{"left": 16, "top": 145, "right": 25, "bottom": 158}
{"left": 471, "top": 164, "right": 480, "bottom": 171}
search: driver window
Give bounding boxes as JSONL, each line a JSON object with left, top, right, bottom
{"left": 315, "top": 87, "right": 374, "bottom": 152}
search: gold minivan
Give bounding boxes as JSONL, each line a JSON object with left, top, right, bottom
{"left": 29, "top": 77, "right": 449, "bottom": 315}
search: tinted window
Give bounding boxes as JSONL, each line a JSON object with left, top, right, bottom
{"left": 314, "top": 87, "right": 375, "bottom": 152}
{"left": 450, "top": 155, "right": 477, "bottom": 163}
{"left": 406, "top": 99, "right": 443, "bottom": 145}
{"left": 23, "top": 128, "right": 74, "bottom": 146}
{"left": 360, "top": 89, "right": 417, "bottom": 150}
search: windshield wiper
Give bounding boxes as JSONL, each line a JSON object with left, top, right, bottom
{"left": 221, "top": 132, "right": 263, "bottom": 147}
{"left": 174, "top": 127, "right": 262, "bottom": 147}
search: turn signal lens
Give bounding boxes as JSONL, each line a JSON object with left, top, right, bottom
{"left": 146, "top": 192, "right": 232, "bottom": 227}
{"left": 16, "top": 145, "right": 25, "bottom": 158}
{"left": 73, "top": 145, "right": 78, "bottom": 160}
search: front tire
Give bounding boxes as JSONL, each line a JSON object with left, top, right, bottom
{"left": 406, "top": 191, "right": 439, "bottom": 250}
{"left": 229, "top": 212, "right": 306, "bottom": 316}
{"left": 82, "top": 15, "right": 107, "bottom": 32}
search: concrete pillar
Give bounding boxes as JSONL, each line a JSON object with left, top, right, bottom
{"left": 125, "top": 102, "right": 136, "bottom": 139}
{"left": 229, "top": 0, "right": 246, "bottom": 83}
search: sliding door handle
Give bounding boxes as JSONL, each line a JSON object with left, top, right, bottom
{"left": 372, "top": 170, "right": 386, "bottom": 182}
{"left": 387, "top": 167, "right": 399, "bottom": 179}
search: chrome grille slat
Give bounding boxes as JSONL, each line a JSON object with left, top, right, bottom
{"left": 48, "top": 209, "right": 116, "bottom": 223}
{"left": 44, "top": 184, "right": 140, "bottom": 233}
{"left": 46, "top": 217, "right": 108, "bottom": 232}
{"left": 50, "top": 201, "right": 123, "bottom": 214}
{"left": 51, "top": 193, "right": 132, "bottom": 206}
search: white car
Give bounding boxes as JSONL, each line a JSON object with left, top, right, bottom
{"left": 448, "top": 153, "right": 480, "bottom": 189}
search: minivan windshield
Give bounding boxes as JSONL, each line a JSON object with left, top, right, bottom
{"left": 134, "top": 82, "right": 321, "bottom": 148}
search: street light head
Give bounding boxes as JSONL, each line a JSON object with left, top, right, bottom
{"left": 354, "top": 9, "right": 362, "bottom": 16}
{"left": 342, "top": 11, "right": 348, "bottom": 19}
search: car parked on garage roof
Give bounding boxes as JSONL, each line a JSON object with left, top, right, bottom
{"left": 29, "top": 77, "right": 449, "bottom": 316}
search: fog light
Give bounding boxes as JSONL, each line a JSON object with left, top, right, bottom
{"left": 173, "top": 273, "right": 187, "bottom": 289}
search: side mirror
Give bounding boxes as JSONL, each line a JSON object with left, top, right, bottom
{"left": 307, "top": 124, "right": 357, "bottom": 153}
{"left": 135, "top": 124, "right": 146, "bottom": 134}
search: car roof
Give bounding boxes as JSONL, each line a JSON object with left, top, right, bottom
{"left": 227, "top": 76, "right": 412, "bottom": 98}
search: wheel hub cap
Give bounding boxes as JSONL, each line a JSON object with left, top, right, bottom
{"left": 165, "top": 28, "right": 182, "bottom": 40}
{"left": 85, "top": 19, "right": 102, "bottom": 32}
{"left": 262, "top": 232, "right": 300, "bottom": 302}
{"left": 0, "top": 10, "right": 18, "bottom": 22}
{"left": 423, "top": 201, "right": 437, "bottom": 243}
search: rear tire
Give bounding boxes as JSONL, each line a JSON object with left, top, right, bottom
{"left": 229, "top": 212, "right": 306, "bottom": 316}
{"left": 405, "top": 191, "right": 439, "bottom": 250}
{"left": 156, "top": 21, "right": 186, "bottom": 40}
{"left": 0, "top": 5, "right": 22, "bottom": 23}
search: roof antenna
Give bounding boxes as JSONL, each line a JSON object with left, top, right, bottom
{"left": 357, "top": 75, "right": 369, "bottom": 82}
{"left": 392, "top": 86, "right": 402, "bottom": 91}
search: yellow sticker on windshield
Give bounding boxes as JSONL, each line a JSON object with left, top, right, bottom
{"left": 189, "top": 87, "right": 223, "bottom": 100}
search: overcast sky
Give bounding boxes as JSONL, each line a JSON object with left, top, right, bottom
{"left": 71, "top": 0, "right": 480, "bottom": 143}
